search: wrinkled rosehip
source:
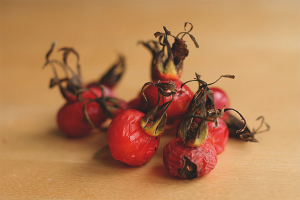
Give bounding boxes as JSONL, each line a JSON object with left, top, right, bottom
{"left": 163, "top": 137, "right": 217, "bottom": 179}
{"left": 107, "top": 109, "right": 160, "bottom": 166}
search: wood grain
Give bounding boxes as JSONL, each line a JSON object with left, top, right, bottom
{"left": 0, "top": 1, "right": 299, "bottom": 199}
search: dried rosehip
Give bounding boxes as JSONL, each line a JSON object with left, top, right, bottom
{"left": 163, "top": 137, "right": 217, "bottom": 179}
{"left": 140, "top": 22, "right": 199, "bottom": 81}
{"left": 107, "top": 81, "right": 177, "bottom": 166}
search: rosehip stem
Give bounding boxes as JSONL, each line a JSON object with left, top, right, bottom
{"left": 181, "top": 74, "right": 235, "bottom": 89}
{"left": 207, "top": 75, "right": 235, "bottom": 86}
{"left": 221, "top": 108, "right": 247, "bottom": 134}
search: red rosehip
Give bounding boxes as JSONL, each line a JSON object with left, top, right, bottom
{"left": 207, "top": 118, "right": 229, "bottom": 154}
{"left": 107, "top": 81, "right": 177, "bottom": 166}
{"left": 57, "top": 88, "right": 106, "bottom": 137}
{"left": 141, "top": 23, "right": 199, "bottom": 82}
{"left": 141, "top": 80, "right": 193, "bottom": 124}
{"left": 107, "top": 109, "right": 160, "bottom": 166}
{"left": 163, "top": 137, "right": 217, "bottom": 179}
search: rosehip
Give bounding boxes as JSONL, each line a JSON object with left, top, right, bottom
{"left": 57, "top": 88, "right": 106, "bottom": 137}
{"left": 107, "top": 81, "right": 177, "bottom": 166}
{"left": 44, "top": 42, "right": 127, "bottom": 137}
{"left": 141, "top": 22, "right": 199, "bottom": 82}
{"left": 107, "top": 109, "right": 160, "bottom": 166}
{"left": 163, "top": 137, "right": 217, "bottom": 179}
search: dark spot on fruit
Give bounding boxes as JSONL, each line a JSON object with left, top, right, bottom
{"left": 179, "top": 156, "right": 198, "bottom": 179}
{"left": 154, "top": 147, "right": 157, "bottom": 151}
{"left": 155, "top": 137, "right": 158, "bottom": 139}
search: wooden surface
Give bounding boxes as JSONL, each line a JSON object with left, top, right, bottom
{"left": 1, "top": 1, "right": 300, "bottom": 199}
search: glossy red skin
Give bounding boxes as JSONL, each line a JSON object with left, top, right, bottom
{"left": 107, "top": 109, "right": 160, "bottom": 166}
{"left": 210, "top": 87, "right": 230, "bottom": 120}
{"left": 163, "top": 137, "right": 217, "bottom": 178}
{"left": 141, "top": 80, "right": 193, "bottom": 124}
{"left": 207, "top": 118, "right": 229, "bottom": 154}
{"left": 57, "top": 88, "right": 106, "bottom": 137}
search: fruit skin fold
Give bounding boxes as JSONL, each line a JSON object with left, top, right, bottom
{"left": 163, "top": 137, "right": 217, "bottom": 179}
{"left": 107, "top": 109, "right": 160, "bottom": 167}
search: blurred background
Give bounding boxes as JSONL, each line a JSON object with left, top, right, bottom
{"left": 0, "top": 1, "right": 299, "bottom": 199}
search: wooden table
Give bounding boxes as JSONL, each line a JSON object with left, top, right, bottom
{"left": 1, "top": 1, "right": 299, "bottom": 199}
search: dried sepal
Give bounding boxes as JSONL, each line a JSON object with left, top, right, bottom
{"left": 43, "top": 41, "right": 84, "bottom": 99}
{"left": 141, "top": 80, "right": 177, "bottom": 105}
{"left": 98, "top": 54, "right": 126, "bottom": 89}
{"left": 225, "top": 115, "right": 269, "bottom": 142}
{"left": 140, "top": 81, "right": 177, "bottom": 136}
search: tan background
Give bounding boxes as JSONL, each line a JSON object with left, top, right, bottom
{"left": 1, "top": 1, "right": 300, "bottom": 199}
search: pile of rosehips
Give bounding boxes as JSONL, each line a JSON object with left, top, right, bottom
{"left": 44, "top": 23, "right": 269, "bottom": 179}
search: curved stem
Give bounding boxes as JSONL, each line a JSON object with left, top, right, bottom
{"left": 223, "top": 108, "right": 247, "bottom": 134}
{"left": 207, "top": 75, "right": 235, "bottom": 86}
{"left": 252, "top": 116, "right": 270, "bottom": 134}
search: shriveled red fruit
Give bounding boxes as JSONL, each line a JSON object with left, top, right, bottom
{"left": 163, "top": 137, "right": 217, "bottom": 179}
{"left": 207, "top": 118, "right": 229, "bottom": 154}
{"left": 107, "top": 109, "right": 160, "bottom": 166}
{"left": 141, "top": 80, "right": 193, "bottom": 124}
{"left": 210, "top": 87, "right": 230, "bottom": 120}
{"left": 57, "top": 88, "right": 106, "bottom": 137}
